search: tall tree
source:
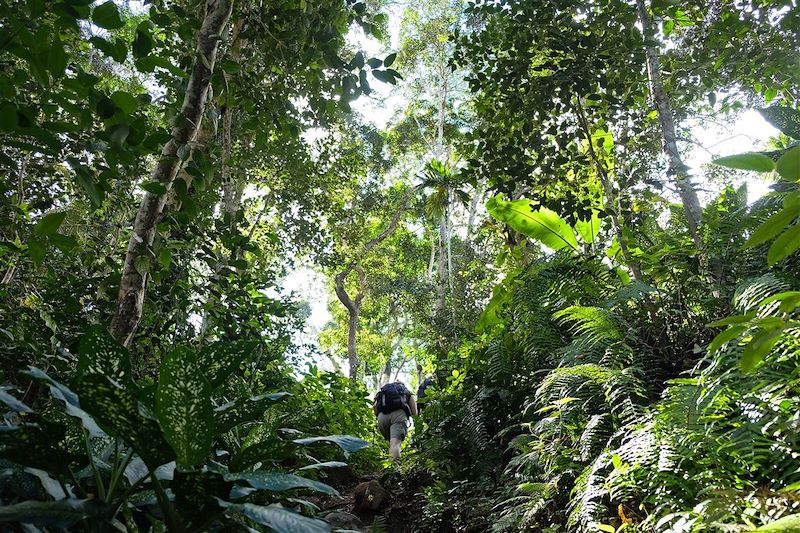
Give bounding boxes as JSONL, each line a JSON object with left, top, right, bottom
{"left": 111, "top": 0, "right": 234, "bottom": 344}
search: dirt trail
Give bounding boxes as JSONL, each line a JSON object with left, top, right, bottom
{"left": 316, "top": 468, "right": 428, "bottom": 532}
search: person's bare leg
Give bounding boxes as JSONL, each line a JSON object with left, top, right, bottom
{"left": 389, "top": 438, "right": 402, "bottom": 460}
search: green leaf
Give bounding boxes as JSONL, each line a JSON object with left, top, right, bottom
{"left": 77, "top": 325, "right": 133, "bottom": 386}
{"left": 158, "top": 247, "right": 172, "bottom": 269}
{"left": 486, "top": 195, "right": 579, "bottom": 251}
{"left": 367, "top": 57, "right": 382, "bottom": 68}
{"left": 574, "top": 210, "right": 601, "bottom": 244}
{"left": 0, "top": 387, "right": 32, "bottom": 413}
{"left": 110, "top": 91, "right": 138, "bottom": 114}
{"left": 707, "top": 325, "right": 746, "bottom": 353}
{"left": 776, "top": 146, "right": 800, "bottom": 181}
{"left": 23, "top": 367, "right": 105, "bottom": 437}
{"left": 0, "top": 499, "right": 110, "bottom": 528}
{"left": 293, "top": 435, "right": 371, "bottom": 458}
{"left": 223, "top": 472, "right": 338, "bottom": 495}
{"left": 27, "top": 239, "right": 47, "bottom": 267}
{"left": 34, "top": 211, "right": 67, "bottom": 236}
{"left": 298, "top": 461, "right": 348, "bottom": 471}
{"left": 221, "top": 60, "right": 240, "bottom": 74}
{"left": 221, "top": 502, "right": 330, "bottom": 533}
{"left": 707, "top": 312, "right": 756, "bottom": 327}
{"left": 196, "top": 340, "right": 258, "bottom": 389}
{"left": 132, "top": 28, "right": 154, "bottom": 58}
{"left": 384, "top": 52, "right": 397, "bottom": 67}
{"left": 89, "top": 36, "right": 127, "bottom": 63}
{"left": 109, "top": 123, "right": 130, "bottom": 146}
{"left": 49, "top": 234, "right": 78, "bottom": 252}
{"left": 92, "top": 1, "right": 124, "bottom": 30}
{"left": 0, "top": 420, "right": 76, "bottom": 474}
{"left": 371, "top": 69, "right": 396, "bottom": 84}
{"left": 741, "top": 327, "right": 785, "bottom": 373}
{"left": 753, "top": 514, "right": 800, "bottom": 531}
{"left": 758, "top": 106, "right": 800, "bottom": 139}
{"left": 767, "top": 223, "right": 800, "bottom": 265}
{"left": 759, "top": 291, "right": 800, "bottom": 313}
{"left": 214, "top": 392, "right": 290, "bottom": 433}
{"left": 140, "top": 181, "right": 167, "bottom": 195}
{"left": 74, "top": 166, "right": 104, "bottom": 207}
{"left": 156, "top": 346, "right": 213, "bottom": 466}
{"left": 747, "top": 205, "right": 800, "bottom": 247}
{"left": 712, "top": 153, "right": 775, "bottom": 173}
{"left": 74, "top": 374, "right": 175, "bottom": 468}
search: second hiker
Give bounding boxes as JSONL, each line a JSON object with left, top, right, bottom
{"left": 373, "top": 381, "right": 417, "bottom": 460}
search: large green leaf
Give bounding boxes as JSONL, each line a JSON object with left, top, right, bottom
{"left": 173, "top": 471, "right": 231, "bottom": 530}
{"left": 0, "top": 499, "right": 110, "bottom": 528}
{"left": 767, "top": 223, "right": 800, "bottom": 265}
{"left": 712, "top": 153, "right": 775, "bottom": 173}
{"left": 224, "top": 471, "right": 338, "bottom": 495}
{"left": 574, "top": 210, "right": 601, "bottom": 243}
{"left": 92, "top": 1, "right": 124, "bottom": 30}
{"left": 33, "top": 211, "right": 68, "bottom": 237}
{"left": 776, "top": 146, "right": 800, "bottom": 181}
{"left": 754, "top": 514, "right": 800, "bottom": 531}
{"left": 214, "top": 392, "right": 290, "bottom": 434}
{"left": 746, "top": 205, "right": 800, "bottom": 248}
{"left": 476, "top": 274, "right": 514, "bottom": 334}
{"left": 196, "top": 340, "right": 258, "bottom": 389}
{"left": 221, "top": 502, "right": 330, "bottom": 533}
{"left": 23, "top": 367, "right": 105, "bottom": 437}
{"left": 486, "top": 195, "right": 579, "bottom": 251}
{"left": 76, "top": 325, "right": 133, "bottom": 386}
{"left": 741, "top": 327, "right": 785, "bottom": 373}
{"left": 293, "top": 435, "right": 371, "bottom": 458}
{"left": 0, "top": 421, "right": 76, "bottom": 474}
{"left": 759, "top": 106, "right": 800, "bottom": 139}
{"left": 0, "top": 387, "right": 32, "bottom": 413}
{"left": 156, "top": 346, "right": 213, "bottom": 465}
{"left": 74, "top": 374, "right": 175, "bottom": 468}
{"left": 230, "top": 439, "right": 296, "bottom": 472}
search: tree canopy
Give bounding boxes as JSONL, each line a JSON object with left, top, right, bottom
{"left": 1, "top": 0, "right": 800, "bottom": 531}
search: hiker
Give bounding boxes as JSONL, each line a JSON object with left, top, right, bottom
{"left": 416, "top": 364, "right": 434, "bottom": 413}
{"left": 373, "top": 381, "right": 417, "bottom": 460}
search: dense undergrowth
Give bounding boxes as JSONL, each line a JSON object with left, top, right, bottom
{"left": 2, "top": 0, "right": 800, "bottom": 531}
{"left": 407, "top": 189, "right": 800, "bottom": 531}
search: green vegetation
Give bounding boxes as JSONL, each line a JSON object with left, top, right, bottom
{"left": 0, "top": 0, "right": 799, "bottom": 531}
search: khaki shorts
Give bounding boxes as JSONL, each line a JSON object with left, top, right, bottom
{"left": 377, "top": 409, "right": 409, "bottom": 441}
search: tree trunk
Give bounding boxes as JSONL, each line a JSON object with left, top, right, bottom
{"left": 221, "top": 20, "right": 246, "bottom": 225}
{"left": 335, "top": 267, "right": 365, "bottom": 381}
{"left": 436, "top": 203, "right": 448, "bottom": 314}
{"left": 111, "top": 0, "right": 234, "bottom": 345}
{"left": 466, "top": 180, "right": 484, "bottom": 239}
{"left": 636, "top": 0, "right": 703, "bottom": 249}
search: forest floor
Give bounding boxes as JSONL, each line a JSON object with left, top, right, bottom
{"left": 315, "top": 466, "right": 430, "bottom": 532}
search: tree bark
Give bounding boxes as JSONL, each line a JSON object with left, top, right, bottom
{"left": 636, "top": 0, "right": 703, "bottom": 249}
{"left": 436, "top": 201, "right": 448, "bottom": 314}
{"left": 110, "top": 0, "right": 234, "bottom": 345}
{"left": 335, "top": 267, "right": 365, "bottom": 381}
{"left": 221, "top": 20, "right": 246, "bottom": 224}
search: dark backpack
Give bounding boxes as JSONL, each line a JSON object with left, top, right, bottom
{"left": 417, "top": 377, "right": 433, "bottom": 412}
{"left": 417, "top": 377, "right": 433, "bottom": 400}
{"left": 376, "top": 382, "right": 410, "bottom": 415}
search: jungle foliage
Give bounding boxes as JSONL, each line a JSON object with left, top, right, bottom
{"left": 1, "top": 0, "right": 800, "bottom": 532}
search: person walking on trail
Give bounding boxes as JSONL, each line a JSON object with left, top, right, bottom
{"left": 373, "top": 381, "right": 417, "bottom": 460}
{"left": 416, "top": 364, "right": 434, "bottom": 413}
